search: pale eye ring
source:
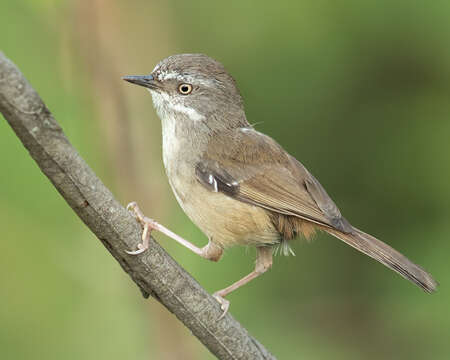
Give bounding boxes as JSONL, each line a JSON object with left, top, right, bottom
{"left": 178, "top": 83, "right": 193, "bottom": 95}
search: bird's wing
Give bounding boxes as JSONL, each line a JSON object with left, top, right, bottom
{"left": 195, "top": 128, "right": 352, "bottom": 233}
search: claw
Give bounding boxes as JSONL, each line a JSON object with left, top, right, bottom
{"left": 127, "top": 201, "right": 137, "bottom": 212}
{"left": 124, "top": 201, "right": 204, "bottom": 258}
{"left": 125, "top": 247, "right": 147, "bottom": 255}
{"left": 213, "top": 293, "right": 230, "bottom": 320}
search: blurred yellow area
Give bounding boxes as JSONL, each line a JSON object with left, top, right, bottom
{"left": 0, "top": 1, "right": 448, "bottom": 359}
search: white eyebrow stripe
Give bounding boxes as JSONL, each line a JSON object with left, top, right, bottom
{"left": 158, "top": 72, "right": 179, "bottom": 81}
{"left": 157, "top": 71, "right": 217, "bottom": 87}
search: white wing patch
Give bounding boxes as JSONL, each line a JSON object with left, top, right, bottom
{"left": 208, "top": 174, "right": 219, "bottom": 192}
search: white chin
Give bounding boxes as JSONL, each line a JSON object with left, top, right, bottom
{"left": 149, "top": 89, "right": 170, "bottom": 104}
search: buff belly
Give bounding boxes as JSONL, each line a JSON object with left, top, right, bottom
{"left": 169, "top": 175, "right": 280, "bottom": 249}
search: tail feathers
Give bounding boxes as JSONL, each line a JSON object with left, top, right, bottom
{"left": 326, "top": 226, "right": 438, "bottom": 293}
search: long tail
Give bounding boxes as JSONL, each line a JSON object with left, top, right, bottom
{"left": 325, "top": 226, "right": 437, "bottom": 293}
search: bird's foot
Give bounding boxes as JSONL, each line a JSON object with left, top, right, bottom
{"left": 126, "top": 201, "right": 159, "bottom": 255}
{"left": 127, "top": 201, "right": 150, "bottom": 226}
{"left": 213, "top": 292, "right": 230, "bottom": 320}
{"left": 126, "top": 202, "right": 207, "bottom": 257}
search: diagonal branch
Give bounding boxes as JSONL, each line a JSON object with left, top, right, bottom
{"left": 0, "top": 51, "right": 276, "bottom": 360}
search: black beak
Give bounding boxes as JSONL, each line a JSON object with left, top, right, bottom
{"left": 122, "top": 74, "right": 158, "bottom": 89}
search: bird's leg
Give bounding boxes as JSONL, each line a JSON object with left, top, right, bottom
{"left": 213, "top": 246, "right": 273, "bottom": 319}
{"left": 125, "top": 202, "right": 223, "bottom": 261}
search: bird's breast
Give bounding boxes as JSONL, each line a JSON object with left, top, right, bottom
{"left": 161, "top": 116, "right": 181, "bottom": 172}
{"left": 160, "top": 115, "right": 279, "bottom": 248}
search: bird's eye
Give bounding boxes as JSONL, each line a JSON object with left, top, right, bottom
{"left": 178, "top": 83, "right": 193, "bottom": 95}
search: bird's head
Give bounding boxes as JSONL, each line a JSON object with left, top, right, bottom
{"left": 123, "top": 54, "right": 247, "bottom": 128}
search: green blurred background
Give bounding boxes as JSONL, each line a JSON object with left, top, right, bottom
{"left": 1, "top": 1, "right": 449, "bottom": 359}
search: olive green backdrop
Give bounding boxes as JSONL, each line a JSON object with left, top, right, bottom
{"left": 1, "top": 1, "right": 448, "bottom": 359}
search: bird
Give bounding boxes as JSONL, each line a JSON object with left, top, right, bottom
{"left": 122, "top": 53, "right": 437, "bottom": 318}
